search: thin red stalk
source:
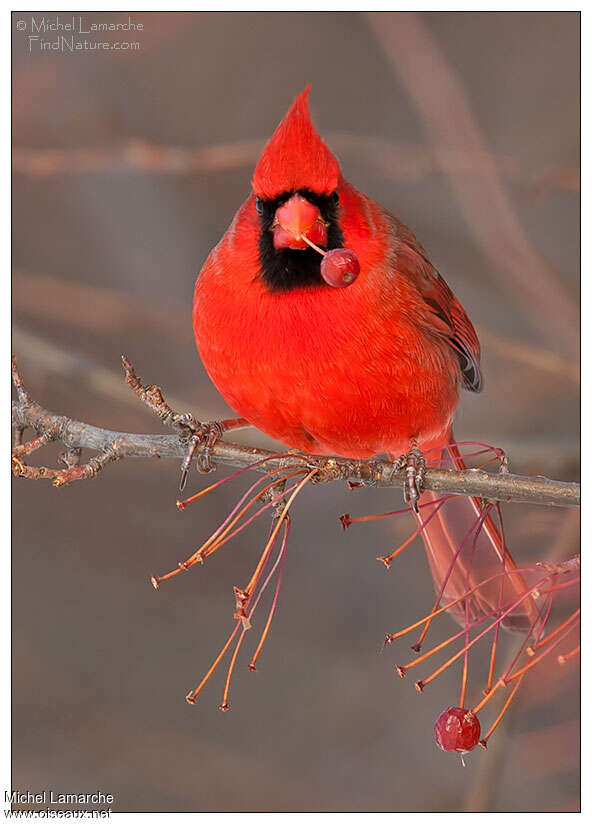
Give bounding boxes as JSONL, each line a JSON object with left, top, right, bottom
{"left": 386, "top": 566, "right": 546, "bottom": 644}
{"left": 480, "top": 675, "right": 524, "bottom": 745}
{"left": 397, "top": 608, "right": 500, "bottom": 675}
{"left": 343, "top": 495, "right": 449, "bottom": 527}
{"left": 414, "top": 503, "right": 490, "bottom": 650}
{"left": 422, "top": 440, "right": 505, "bottom": 460}
{"left": 485, "top": 572, "right": 506, "bottom": 693}
{"left": 536, "top": 593, "right": 555, "bottom": 639}
{"left": 218, "top": 629, "right": 246, "bottom": 712}
{"left": 177, "top": 456, "right": 303, "bottom": 508}
{"left": 379, "top": 496, "right": 452, "bottom": 567}
{"left": 459, "top": 602, "right": 470, "bottom": 708}
{"left": 188, "top": 514, "right": 289, "bottom": 709}
{"left": 219, "top": 518, "right": 292, "bottom": 708}
{"left": 459, "top": 505, "right": 485, "bottom": 707}
{"left": 186, "top": 621, "right": 241, "bottom": 704}
{"left": 249, "top": 519, "right": 291, "bottom": 671}
{"left": 522, "top": 594, "right": 554, "bottom": 660}
{"left": 473, "top": 594, "right": 556, "bottom": 717}
{"left": 415, "top": 577, "right": 548, "bottom": 692}
{"left": 459, "top": 504, "right": 489, "bottom": 706}
{"left": 200, "top": 476, "right": 304, "bottom": 562}
{"left": 194, "top": 468, "right": 303, "bottom": 560}
{"left": 168, "top": 469, "right": 294, "bottom": 576}
{"left": 500, "top": 580, "right": 554, "bottom": 683}
{"left": 485, "top": 506, "right": 509, "bottom": 692}
{"left": 558, "top": 645, "right": 580, "bottom": 664}
{"left": 504, "top": 616, "right": 580, "bottom": 683}
{"left": 378, "top": 497, "right": 450, "bottom": 567}
{"left": 472, "top": 677, "right": 504, "bottom": 715}
{"left": 473, "top": 456, "right": 505, "bottom": 472}
{"left": 243, "top": 470, "right": 317, "bottom": 597}
{"left": 444, "top": 448, "right": 497, "bottom": 461}
{"left": 154, "top": 471, "right": 304, "bottom": 584}
{"left": 524, "top": 608, "right": 581, "bottom": 659}
{"left": 537, "top": 577, "right": 580, "bottom": 596}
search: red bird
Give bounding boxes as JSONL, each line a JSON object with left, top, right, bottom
{"left": 193, "top": 88, "right": 536, "bottom": 630}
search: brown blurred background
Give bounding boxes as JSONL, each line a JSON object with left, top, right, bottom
{"left": 12, "top": 11, "right": 579, "bottom": 812}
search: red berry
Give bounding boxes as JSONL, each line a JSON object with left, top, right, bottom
{"left": 434, "top": 707, "right": 481, "bottom": 753}
{"left": 320, "top": 248, "right": 360, "bottom": 288}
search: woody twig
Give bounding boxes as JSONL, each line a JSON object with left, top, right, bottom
{"left": 11, "top": 355, "right": 580, "bottom": 508}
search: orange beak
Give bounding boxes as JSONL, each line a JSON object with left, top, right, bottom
{"left": 272, "top": 193, "right": 328, "bottom": 250}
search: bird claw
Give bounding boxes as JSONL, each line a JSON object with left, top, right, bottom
{"left": 176, "top": 416, "right": 226, "bottom": 490}
{"left": 393, "top": 446, "right": 426, "bottom": 513}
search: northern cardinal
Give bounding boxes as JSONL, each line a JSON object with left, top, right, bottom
{"left": 193, "top": 88, "right": 537, "bottom": 631}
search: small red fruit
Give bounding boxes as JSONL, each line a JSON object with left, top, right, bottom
{"left": 434, "top": 706, "right": 481, "bottom": 753}
{"left": 320, "top": 248, "right": 360, "bottom": 288}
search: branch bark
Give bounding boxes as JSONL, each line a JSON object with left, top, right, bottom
{"left": 11, "top": 357, "right": 579, "bottom": 509}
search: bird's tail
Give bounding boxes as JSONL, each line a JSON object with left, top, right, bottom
{"left": 416, "top": 431, "right": 538, "bottom": 632}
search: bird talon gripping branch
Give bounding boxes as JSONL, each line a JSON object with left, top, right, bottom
{"left": 178, "top": 419, "right": 243, "bottom": 489}
{"left": 393, "top": 446, "right": 426, "bottom": 512}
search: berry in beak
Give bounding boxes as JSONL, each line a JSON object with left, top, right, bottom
{"left": 272, "top": 193, "right": 328, "bottom": 250}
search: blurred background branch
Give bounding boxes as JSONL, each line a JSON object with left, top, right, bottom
{"left": 365, "top": 11, "right": 580, "bottom": 361}
{"left": 12, "top": 137, "right": 579, "bottom": 195}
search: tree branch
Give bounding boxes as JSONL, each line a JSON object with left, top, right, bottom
{"left": 11, "top": 356, "right": 580, "bottom": 509}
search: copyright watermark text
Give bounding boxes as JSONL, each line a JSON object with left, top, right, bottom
{"left": 3, "top": 791, "right": 114, "bottom": 818}
{"left": 15, "top": 15, "right": 143, "bottom": 53}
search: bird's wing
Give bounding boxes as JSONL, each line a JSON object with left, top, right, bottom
{"left": 395, "top": 239, "right": 482, "bottom": 393}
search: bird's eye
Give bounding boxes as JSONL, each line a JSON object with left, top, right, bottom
{"left": 330, "top": 191, "right": 339, "bottom": 205}
{"left": 255, "top": 197, "right": 264, "bottom": 215}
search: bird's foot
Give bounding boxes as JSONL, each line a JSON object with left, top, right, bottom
{"left": 174, "top": 414, "right": 228, "bottom": 489}
{"left": 392, "top": 445, "right": 426, "bottom": 513}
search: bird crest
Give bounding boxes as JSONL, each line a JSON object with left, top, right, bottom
{"left": 252, "top": 86, "right": 341, "bottom": 199}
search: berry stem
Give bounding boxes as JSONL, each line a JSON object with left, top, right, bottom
{"left": 222, "top": 518, "right": 284, "bottom": 701}
{"left": 396, "top": 609, "right": 500, "bottom": 674}
{"left": 500, "top": 593, "right": 553, "bottom": 683}
{"left": 472, "top": 677, "right": 505, "bottom": 715}
{"left": 163, "top": 467, "right": 293, "bottom": 578}
{"left": 415, "top": 580, "right": 546, "bottom": 691}
{"left": 558, "top": 645, "right": 580, "bottom": 664}
{"left": 186, "top": 620, "right": 241, "bottom": 704}
{"left": 343, "top": 495, "right": 448, "bottom": 527}
{"left": 537, "top": 577, "right": 580, "bottom": 596}
{"left": 220, "top": 623, "right": 247, "bottom": 712}
{"left": 195, "top": 469, "right": 302, "bottom": 564}
{"left": 243, "top": 470, "right": 317, "bottom": 598}
{"left": 479, "top": 675, "right": 524, "bottom": 746}
{"left": 459, "top": 602, "right": 470, "bottom": 708}
{"left": 301, "top": 234, "right": 326, "bottom": 256}
{"left": 422, "top": 440, "right": 506, "bottom": 465}
{"left": 525, "top": 594, "right": 554, "bottom": 656}
{"left": 188, "top": 512, "right": 290, "bottom": 708}
{"left": 249, "top": 518, "right": 290, "bottom": 671}
{"left": 459, "top": 504, "right": 483, "bottom": 708}
{"left": 176, "top": 453, "right": 295, "bottom": 508}
{"left": 378, "top": 497, "right": 449, "bottom": 567}
{"left": 504, "top": 613, "right": 580, "bottom": 684}
{"left": 484, "top": 506, "right": 510, "bottom": 692}
{"left": 485, "top": 576, "right": 505, "bottom": 694}
{"left": 413, "top": 504, "right": 490, "bottom": 650}
{"left": 155, "top": 469, "right": 305, "bottom": 584}
{"left": 386, "top": 567, "right": 543, "bottom": 644}
{"left": 199, "top": 474, "right": 304, "bottom": 564}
